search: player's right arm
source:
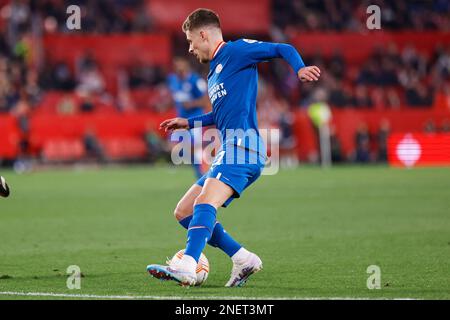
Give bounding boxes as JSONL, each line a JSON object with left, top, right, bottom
{"left": 159, "top": 112, "right": 215, "bottom": 132}
{"left": 159, "top": 117, "right": 189, "bottom": 132}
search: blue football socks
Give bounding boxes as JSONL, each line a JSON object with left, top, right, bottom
{"left": 179, "top": 211, "right": 242, "bottom": 259}
{"left": 184, "top": 204, "right": 217, "bottom": 262}
{"left": 208, "top": 222, "right": 242, "bottom": 257}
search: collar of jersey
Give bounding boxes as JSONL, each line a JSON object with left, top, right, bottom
{"left": 211, "top": 41, "right": 227, "bottom": 62}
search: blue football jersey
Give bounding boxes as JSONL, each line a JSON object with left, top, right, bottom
{"left": 206, "top": 39, "right": 305, "bottom": 157}
{"left": 167, "top": 72, "right": 207, "bottom": 119}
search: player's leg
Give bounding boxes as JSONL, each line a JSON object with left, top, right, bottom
{"left": 174, "top": 184, "right": 243, "bottom": 258}
{"left": 147, "top": 184, "right": 201, "bottom": 286}
{"left": 148, "top": 160, "right": 264, "bottom": 286}
{"left": 148, "top": 179, "right": 239, "bottom": 285}
{"left": 181, "top": 178, "right": 234, "bottom": 269}
{"left": 223, "top": 173, "right": 264, "bottom": 287}
{"left": 147, "top": 178, "right": 232, "bottom": 286}
{"left": 173, "top": 184, "right": 202, "bottom": 223}
{"left": 181, "top": 177, "right": 263, "bottom": 287}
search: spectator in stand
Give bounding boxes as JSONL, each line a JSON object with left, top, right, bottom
{"left": 79, "top": 93, "right": 95, "bottom": 112}
{"left": 406, "top": 84, "right": 434, "bottom": 107}
{"left": 83, "top": 127, "right": 106, "bottom": 163}
{"left": 257, "top": 79, "right": 299, "bottom": 167}
{"left": 0, "top": 56, "right": 16, "bottom": 113}
{"left": 279, "top": 104, "right": 296, "bottom": 150}
{"left": 51, "top": 61, "right": 76, "bottom": 91}
{"left": 371, "top": 88, "right": 386, "bottom": 110}
{"left": 379, "top": 58, "right": 399, "bottom": 86}
{"left": 11, "top": 89, "right": 33, "bottom": 172}
{"left": 352, "top": 85, "right": 373, "bottom": 108}
{"left": 22, "top": 0, "right": 450, "bottom": 35}
{"left": 76, "top": 63, "right": 105, "bottom": 96}
{"left": 148, "top": 84, "right": 173, "bottom": 113}
{"left": 143, "top": 122, "right": 170, "bottom": 164}
{"left": 357, "top": 60, "right": 378, "bottom": 85}
{"left": 376, "top": 119, "right": 390, "bottom": 162}
{"left": 385, "top": 42, "right": 402, "bottom": 66}
{"left": 25, "top": 69, "right": 41, "bottom": 105}
{"left": 385, "top": 87, "right": 401, "bottom": 109}
{"left": 3, "top": 0, "right": 446, "bottom": 119}
{"left": 128, "top": 62, "right": 165, "bottom": 88}
{"left": 273, "top": 0, "right": 450, "bottom": 33}
{"left": 329, "top": 49, "right": 346, "bottom": 80}
{"left": 354, "top": 123, "right": 371, "bottom": 163}
{"left": 75, "top": 51, "right": 107, "bottom": 97}
{"left": 424, "top": 119, "right": 437, "bottom": 133}
{"left": 432, "top": 45, "right": 450, "bottom": 83}
{"left": 329, "top": 80, "right": 352, "bottom": 108}
{"left": 330, "top": 125, "right": 343, "bottom": 163}
{"left": 130, "top": 1, "right": 154, "bottom": 32}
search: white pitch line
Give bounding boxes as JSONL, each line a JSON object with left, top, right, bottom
{"left": 0, "top": 291, "right": 417, "bottom": 300}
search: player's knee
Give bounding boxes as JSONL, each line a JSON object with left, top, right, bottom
{"left": 173, "top": 202, "right": 192, "bottom": 221}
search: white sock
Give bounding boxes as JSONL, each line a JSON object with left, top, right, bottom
{"left": 179, "top": 254, "right": 197, "bottom": 274}
{"left": 231, "top": 247, "right": 251, "bottom": 264}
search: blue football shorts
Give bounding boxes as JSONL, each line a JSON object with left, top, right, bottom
{"left": 196, "top": 144, "right": 266, "bottom": 207}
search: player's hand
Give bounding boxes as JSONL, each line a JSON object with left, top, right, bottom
{"left": 159, "top": 117, "right": 189, "bottom": 132}
{"left": 298, "top": 66, "right": 321, "bottom": 82}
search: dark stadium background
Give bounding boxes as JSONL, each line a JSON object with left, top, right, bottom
{"left": 0, "top": 0, "right": 449, "bottom": 170}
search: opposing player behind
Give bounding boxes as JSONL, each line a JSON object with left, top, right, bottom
{"left": 167, "top": 57, "right": 209, "bottom": 178}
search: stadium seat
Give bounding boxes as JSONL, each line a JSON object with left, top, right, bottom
{"left": 42, "top": 139, "right": 85, "bottom": 162}
{"left": 101, "top": 138, "right": 148, "bottom": 160}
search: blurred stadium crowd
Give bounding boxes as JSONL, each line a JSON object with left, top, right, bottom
{"left": 0, "top": 0, "right": 449, "bottom": 168}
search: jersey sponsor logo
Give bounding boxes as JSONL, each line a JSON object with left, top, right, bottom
{"left": 209, "top": 82, "right": 227, "bottom": 104}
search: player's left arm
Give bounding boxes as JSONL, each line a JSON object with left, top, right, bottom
{"left": 238, "top": 40, "right": 321, "bottom": 82}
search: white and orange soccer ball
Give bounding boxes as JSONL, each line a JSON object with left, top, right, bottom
{"left": 167, "top": 249, "right": 209, "bottom": 286}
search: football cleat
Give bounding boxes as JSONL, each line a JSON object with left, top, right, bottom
{"left": 147, "top": 264, "right": 196, "bottom": 287}
{"left": 225, "top": 252, "right": 263, "bottom": 287}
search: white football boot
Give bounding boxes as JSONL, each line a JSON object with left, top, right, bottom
{"left": 147, "top": 255, "right": 197, "bottom": 287}
{"left": 225, "top": 249, "right": 263, "bottom": 287}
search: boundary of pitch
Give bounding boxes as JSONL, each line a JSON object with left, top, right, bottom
{"left": 0, "top": 291, "right": 418, "bottom": 300}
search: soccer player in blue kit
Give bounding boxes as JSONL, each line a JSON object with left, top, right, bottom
{"left": 167, "top": 57, "right": 208, "bottom": 178}
{"left": 147, "top": 8, "right": 321, "bottom": 287}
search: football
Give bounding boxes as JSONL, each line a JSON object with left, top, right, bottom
{"left": 168, "top": 249, "right": 209, "bottom": 286}
{"left": 0, "top": 176, "right": 10, "bottom": 198}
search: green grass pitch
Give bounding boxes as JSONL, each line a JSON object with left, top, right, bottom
{"left": 0, "top": 165, "right": 449, "bottom": 299}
